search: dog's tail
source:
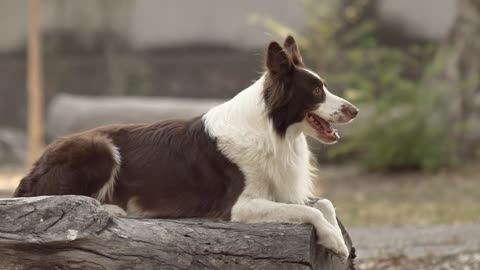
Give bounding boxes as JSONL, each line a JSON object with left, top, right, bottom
{"left": 13, "top": 171, "right": 38, "bottom": 197}
{"left": 13, "top": 134, "right": 119, "bottom": 201}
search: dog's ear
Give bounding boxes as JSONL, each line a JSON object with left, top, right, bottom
{"left": 283, "top": 35, "right": 304, "bottom": 66}
{"left": 266, "top": 41, "right": 293, "bottom": 76}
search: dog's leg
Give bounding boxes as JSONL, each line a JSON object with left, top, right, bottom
{"left": 307, "top": 198, "right": 342, "bottom": 235}
{"left": 232, "top": 198, "right": 349, "bottom": 258}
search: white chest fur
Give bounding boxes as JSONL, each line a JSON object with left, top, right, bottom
{"left": 203, "top": 75, "right": 314, "bottom": 204}
{"left": 203, "top": 74, "right": 348, "bottom": 258}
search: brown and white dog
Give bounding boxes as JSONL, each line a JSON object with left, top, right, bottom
{"left": 14, "top": 36, "right": 358, "bottom": 258}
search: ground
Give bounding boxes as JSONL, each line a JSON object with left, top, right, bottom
{"left": 358, "top": 253, "right": 480, "bottom": 270}
{"left": 316, "top": 164, "right": 480, "bottom": 225}
{"left": 1, "top": 164, "right": 480, "bottom": 269}
{"left": 317, "top": 164, "right": 480, "bottom": 269}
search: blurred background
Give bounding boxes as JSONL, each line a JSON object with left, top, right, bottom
{"left": 0, "top": 0, "right": 479, "bottom": 268}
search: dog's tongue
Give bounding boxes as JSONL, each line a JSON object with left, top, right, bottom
{"left": 317, "top": 117, "right": 332, "bottom": 132}
{"left": 308, "top": 113, "right": 340, "bottom": 140}
{"left": 316, "top": 116, "right": 338, "bottom": 137}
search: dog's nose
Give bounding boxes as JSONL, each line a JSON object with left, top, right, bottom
{"left": 341, "top": 104, "right": 359, "bottom": 119}
{"left": 351, "top": 107, "right": 359, "bottom": 117}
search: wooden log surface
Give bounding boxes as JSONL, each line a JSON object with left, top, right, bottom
{"left": 0, "top": 196, "right": 356, "bottom": 270}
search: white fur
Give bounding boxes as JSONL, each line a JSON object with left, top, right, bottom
{"left": 303, "top": 68, "right": 354, "bottom": 123}
{"left": 204, "top": 75, "right": 313, "bottom": 204}
{"left": 126, "top": 196, "right": 144, "bottom": 217}
{"left": 311, "top": 198, "right": 342, "bottom": 235}
{"left": 203, "top": 74, "right": 349, "bottom": 257}
{"left": 94, "top": 145, "right": 121, "bottom": 203}
{"left": 315, "top": 86, "right": 350, "bottom": 122}
{"left": 303, "top": 68, "right": 322, "bottom": 80}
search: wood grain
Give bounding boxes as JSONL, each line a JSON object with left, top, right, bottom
{"left": 0, "top": 195, "right": 355, "bottom": 270}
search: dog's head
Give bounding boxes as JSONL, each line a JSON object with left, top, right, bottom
{"left": 263, "top": 35, "right": 358, "bottom": 144}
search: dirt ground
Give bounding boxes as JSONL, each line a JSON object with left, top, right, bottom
{"left": 315, "top": 164, "right": 480, "bottom": 269}
{"left": 316, "top": 164, "right": 480, "bottom": 225}
{"left": 358, "top": 252, "right": 480, "bottom": 270}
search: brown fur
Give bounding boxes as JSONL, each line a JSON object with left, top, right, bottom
{"left": 14, "top": 117, "right": 245, "bottom": 220}
{"left": 283, "top": 35, "right": 304, "bottom": 66}
{"left": 14, "top": 35, "right": 332, "bottom": 221}
{"left": 14, "top": 134, "right": 116, "bottom": 198}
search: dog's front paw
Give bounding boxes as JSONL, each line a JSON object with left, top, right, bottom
{"left": 317, "top": 229, "right": 349, "bottom": 259}
{"left": 309, "top": 198, "right": 343, "bottom": 235}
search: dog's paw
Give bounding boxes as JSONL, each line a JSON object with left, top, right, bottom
{"left": 311, "top": 199, "right": 338, "bottom": 227}
{"left": 335, "top": 241, "right": 349, "bottom": 260}
{"left": 317, "top": 229, "right": 349, "bottom": 259}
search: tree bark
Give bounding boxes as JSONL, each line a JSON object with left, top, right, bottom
{"left": 429, "top": 0, "right": 480, "bottom": 158}
{"left": 0, "top": 195, "right": 356, "bottom": 270}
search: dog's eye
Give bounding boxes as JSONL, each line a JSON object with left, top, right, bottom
{"left": 313, "top": 87, "right": 323, "bottom": 96}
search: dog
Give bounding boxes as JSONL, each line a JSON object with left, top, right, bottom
{"left": 14, "top": 35, "right": 358, "bottom": 258}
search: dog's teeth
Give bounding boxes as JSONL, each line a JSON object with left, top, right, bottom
{"left": 334, "top": 129, "right": 340, "bottom": 139}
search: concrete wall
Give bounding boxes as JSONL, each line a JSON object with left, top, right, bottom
{"left": 378, "top": 0, "right": 457, "bottom": 40}
{"left": 0, "top": 0, "right": 460, "bottom": 53}
{"left": 0, "top": 0, "right": 306, "bottom": 52}
{"left": 130, "top": 0, "right": 306, "bottom": 49}
{"left": 0, "top": 0, "right": 461, "bottom": 130}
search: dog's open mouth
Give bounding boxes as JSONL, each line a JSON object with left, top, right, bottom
{"left": 306, "top": 113, "right": 339, "bottom": 142}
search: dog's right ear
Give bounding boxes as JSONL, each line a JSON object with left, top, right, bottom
{"left": 284, "top": 35, "right": 304, "bottom": 66}
{"left": 266, "top": 41, "right": 293, "bottom": 76}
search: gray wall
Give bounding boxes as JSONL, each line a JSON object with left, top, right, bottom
{"left": 0, "top": 0, "right": 306, "bottom": 52}
{"left": 378, "top": 0, "right": 457, "bottom": 40}
{"left": 0, "top": 0, "right": 459, "bottom": 53}
{"left": 0, "top": 0, "right": 460, "bottom": 129}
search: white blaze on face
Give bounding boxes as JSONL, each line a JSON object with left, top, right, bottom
{"left": 302, "top": 68, "right": 355, "bottom": 124}
{"left": 313, "top": 86, "right": 350, "bottom": 123}
{"left": 303, "top": 68, "right": 321, "bottom": 79}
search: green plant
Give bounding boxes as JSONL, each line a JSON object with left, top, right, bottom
{"left": 255, "top": 0, "right": 463, "bottom": 170}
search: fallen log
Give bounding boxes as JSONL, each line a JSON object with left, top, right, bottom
{"left": 0, "top": 196, "right": 355, "bottom": 270}
{"left": 46, "top": 94, "right": 223, "bottom": 139}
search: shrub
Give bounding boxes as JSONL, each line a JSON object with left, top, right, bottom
{"left": 254, "top": 0, "right": 462, "bottom": 170}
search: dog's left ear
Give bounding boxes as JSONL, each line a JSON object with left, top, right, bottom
{"left": 266, "top": 41, "right": 293, "bottom": 76}
{"left": 283, "top": 35, "right": 304, "bottom": 66}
